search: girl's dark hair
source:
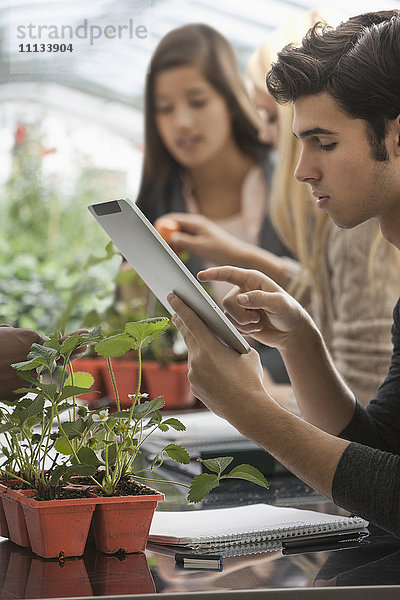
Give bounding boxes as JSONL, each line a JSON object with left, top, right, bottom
{"left": 266, "top": 11, "right": 400, "bottom": 161}
{"left": 137, "top": 23, "right": 263, "bottom": 204}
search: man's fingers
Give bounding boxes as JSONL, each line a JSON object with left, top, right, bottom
{"left": 236, "top": 290, "right": 286, "bottom": 315}
{"left": 198, "top": 266, "right": 280, "bottom": 293}
{"left": 168, "top": 293, "right": 222, "bottom": 352}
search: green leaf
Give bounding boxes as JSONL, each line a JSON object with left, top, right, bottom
{"left": 40, "top": 383, "right": 58, "bottom": 398}
{"left": 54, "top": 436, "right": 74, "bottom": 455}
{"left": 198, "top": 456, "right": 234, "bottom": 475}
{"left": 188, "top": 473, "right": 219, "bottom": 503}
{"left": 68, "top": 464, "right": 97, "bottom": 477}
{"left": 95, "top": 333, "right": 133, "bottom": 357}
{"left": 59, "top": 334, "right": 81, "bottom": 356}
{"left": 28, "top": 343, "right": 59, "bottom": 363}
{"left": 62, "top": 419, "right": 86, "bottom": 438}
{"left": 11, "top": 357, "right": 45, "bottom": 371}
{"left": 49, "top": 464, "right": 68, "bottom": 485}
{"left": 0, "top": 424, "right": 16, "bottom": 435}
{"left": 64, "top": 371, "right": 94, "bottom": 389}
{"left": 224, "top": 464, "right": 269, "bottom": 489}
{"left": 79, "top": 326, "right": 103, "bottom": 345}
{"left": 12, "top": 387, "right": 38, "bottom": 395}
{"left": 44, "top": 336, "right": 61, "bottom": 352}
{"left": 125, "top": 318, "right": 170, "bottom": 349}
{"left": 11, "top": 370, "right": 38, "bottom": 385}
{"left": 59, "top": 386, "right": 96, "bottom": 401}
{"left": 20, "top": 395, "right": 45, "bottom": 424}
{"left": 77, "top": 446, "right": 102, "bottom": 467}
{"left": 161, "top": 418, "right": 186, "bottom": 431}
{"left": 132, "top": 396, "right": 165, "bottom": 419}
{"left": 105, "top": 443, "right": 117, "bottom": 467}
{"left": 164, "top": 444, "right": 190, "bottom": 464}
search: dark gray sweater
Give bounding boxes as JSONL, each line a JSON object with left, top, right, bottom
{"left": 332, "top": 298, "right": 400, "bottom": 536}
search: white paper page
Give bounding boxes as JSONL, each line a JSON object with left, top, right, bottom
{"left": 149, "top": 503, "right": 368, "bottom": 545}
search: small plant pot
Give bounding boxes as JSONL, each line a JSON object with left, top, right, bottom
{"left": 103, "top": 359, "right": 140, "bottom": 408}
{"left": 92, "top": 550, "right": 156, "bottom": 595}
{"left": 26, "top": 555, "right": 93, "bottom": 598}
{"left": 142, "top": 361, "right": 195, "bottom": 409}
{"left": 0, "top": 483, "right": 10, "bottom": 538}
{"left": 2, "top": 488, "right": 36, "bottom": 548}
{"left": 72, "top": 356, "right": 108, "bottom": 405}
{"left": 20, "top": 495, "right": 96, "bottom": 559}
{"left": 2, "top": 545, "right": 32, "bottom": 599}
{"left": 91, "top": 491, "right": 164, "bottom": 554}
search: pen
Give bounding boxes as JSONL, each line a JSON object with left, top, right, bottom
{"left": 175, "top": 552, "right": 223, "bottom": 570}
{"left": 282, "top": 530, "right": 368, "bottom": 555}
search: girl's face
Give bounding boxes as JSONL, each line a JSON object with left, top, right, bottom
{"left": 154, "top": 65, "right": 235, "bottom": 170}
{"left": 251, "top": 85, "right": 280, "bottom": 150}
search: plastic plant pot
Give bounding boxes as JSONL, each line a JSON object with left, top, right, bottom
{"left": 91, "top": 491, "right": 164, "bottom": 554}
{"left": 26, "top": 555, "right": 93, "bottom": 598}
{"left": 20, "top": 495, "right": 96, "bottom": 559}
{"left": 0, "top": 483, "right": 9, "bottom": 539}
{"left": 2, "top": 545, "right": 32, "bottom": 599}
{"left": 72, "top": 356, "right": 108, "bottom": 405}
{"left": 142, "top": 361, "right": 195, "bottom": 409}
{"left": 2, "top": 488, "right": 36, "bottom": 548}
{"left": 103, "top": 359, "right": 140, "bottom": 408}
{"left": 92, "top": 551, "right": 156, "bottom": 595}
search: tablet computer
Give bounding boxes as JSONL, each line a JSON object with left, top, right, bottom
{"left": 88, "top": 198, "right": 251, "bottom": 354}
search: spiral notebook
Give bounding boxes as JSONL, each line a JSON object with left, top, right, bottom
{"left": 149, "top": 504, "right": 368, "bottom": 550}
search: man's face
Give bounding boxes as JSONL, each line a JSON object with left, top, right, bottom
{"left": 293, "top": 93, "right": 400, "bottom": 242}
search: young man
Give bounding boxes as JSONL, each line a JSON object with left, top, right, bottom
{"left": 167, "top": 10, "right": 400, "bottom": 536}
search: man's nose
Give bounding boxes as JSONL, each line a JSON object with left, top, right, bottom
{"left": 294, "top": 149, "right": 319, "bottom": 183}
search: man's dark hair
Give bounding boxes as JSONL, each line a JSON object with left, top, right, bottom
{"left": 266, "top": 11, "right": 400, "bottom": 161}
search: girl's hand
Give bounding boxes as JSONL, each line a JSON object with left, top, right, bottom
{"left": 163, "top": 212, "right": 240, "bottom": 265}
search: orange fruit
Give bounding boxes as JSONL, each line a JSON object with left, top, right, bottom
{"left": 155, "top": 218, "right": 180, "bottom": 245}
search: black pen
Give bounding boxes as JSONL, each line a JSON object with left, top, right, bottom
{"left": 175, "top": 552, "right": 223, "bottom": 570}
{"left": 282, "top": 530, "right": 368, "bottom": 555}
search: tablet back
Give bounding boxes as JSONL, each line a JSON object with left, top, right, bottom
{"left": 88, "top": 198, "right": 251, "bottom": 354}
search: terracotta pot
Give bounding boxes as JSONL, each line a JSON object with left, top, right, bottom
{"left": 91, "top": 551, "right": 155, "bottom": 595}
{"left": 103, "top": 359, "right": 140, "bottom": 408}
{"left": 71, "top": 357, "right": 108, "bottom": 405}
{"left": 0, "top": 540, "right": 13, "bottom": 591}
{"left": 142, "top": 361, "right": 195, "bottom": 409}
{"left": 2, "top": 488, "right": 36, "bottom": 548}
{"left": 20, "top": 495, "right": 96, "bottom": 559}
{"left": 0, "top": 483, "right": 9, "bottom": 539}
{"left": 2, "top": 546, "right": 31, "bottom": 598}
{"left": 91, "top": 491, "right": 164, "bottom": 554}
{"left": 26, "top": 555, "right": 93, "bottom": 598}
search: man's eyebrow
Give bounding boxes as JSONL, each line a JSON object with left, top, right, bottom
{"left": 293, "top": 127, "right": 337, "bottom": 140}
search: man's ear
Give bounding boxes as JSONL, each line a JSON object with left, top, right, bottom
{"left": 391, "top": 114, "right": 400, "bottom": 155}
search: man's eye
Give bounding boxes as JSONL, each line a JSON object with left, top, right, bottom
{"left": 320, "top": 143, "right": 337, "bottom": 151}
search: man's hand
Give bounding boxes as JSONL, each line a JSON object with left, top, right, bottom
{"left": 0, "top": 325, "right": 47, "bottom": 401}
{"left": 198, "top": 266, "right": 312, "bottom": 350}
{"left": 167, "top": 293, "right": 273, "bottom": 438}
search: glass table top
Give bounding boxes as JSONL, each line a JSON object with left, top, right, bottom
{"left": 0, "top": 475, "right": 399, "bottom": 599}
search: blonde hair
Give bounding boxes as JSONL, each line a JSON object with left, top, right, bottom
{"left": 246, "top": 8, "right": 400, "bottom": 298}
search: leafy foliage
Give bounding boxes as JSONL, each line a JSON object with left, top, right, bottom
{"left": 4, "top": 317, "right": 269, "bottom": 504}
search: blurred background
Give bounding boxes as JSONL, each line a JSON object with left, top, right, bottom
{"left": 1, "top": 0, "right": 399, "bottom": 332}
